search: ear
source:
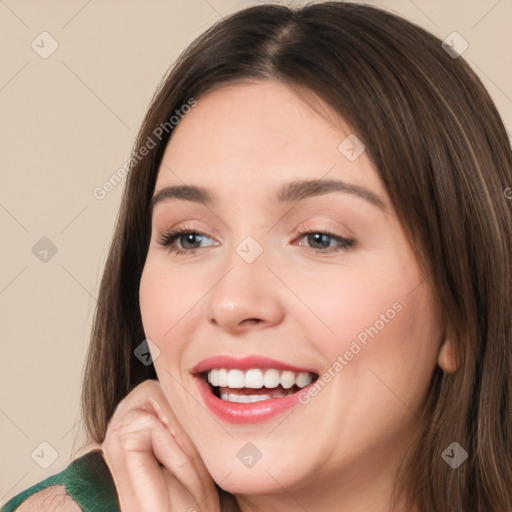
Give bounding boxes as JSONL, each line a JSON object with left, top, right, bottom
{"left": 437, "top": 333, "right": 459, "bottom": 374}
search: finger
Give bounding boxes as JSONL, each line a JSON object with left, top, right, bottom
{"left": 103, "top": 411, "right": 171, "bottom": 512}
{"left": 106, "top": 381, "right": 219, "bottom": 511}
{"left": 121, "top": 380, "right": 200, "bottom": 466}
{"left": 146, "top": 387, "right": 208, "bottom": 474}
{"left": 106, "top": 401, "right": 213, "bottom": 512}
{"left": 148, "top": 399, "right": 216, "bottom": 508}
{"left": 149, "top": 397, "right": 194, "bottom": 462}
{"left": 147, "top": 389, "right": 220, "bottom": 511}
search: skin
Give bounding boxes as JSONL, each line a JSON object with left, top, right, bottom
{"left": 137, "top": 80, "right": 456, "bottom": 512}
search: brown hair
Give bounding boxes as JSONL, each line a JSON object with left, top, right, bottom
{"left": 79, "top": 2, "right": 512, "bottom": 510}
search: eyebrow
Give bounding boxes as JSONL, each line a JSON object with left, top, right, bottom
{"left": 150, "top": 179, "right": 386, "bottom": 214}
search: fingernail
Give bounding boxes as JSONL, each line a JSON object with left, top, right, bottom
{"left": 149, "top": 396, "right": 170, "bottom": 425}
{"left": 167, "top": 428, "right": 193, "bottom": 462}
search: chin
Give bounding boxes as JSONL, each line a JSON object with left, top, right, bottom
{"left": 215, "top": 470, "right": 288, "bottom": 495}
{"left": 206, "top": 455, "right": 302, "bottom": 495}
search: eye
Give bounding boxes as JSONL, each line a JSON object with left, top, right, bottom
{"left": 294, "top": 228, "right": 356, "bottom": 254}
{"left": 156, "top": 226, "right": 356, "bottom": 256}
{"left": 157, "top": 229, "right": 216, "bottom": 255}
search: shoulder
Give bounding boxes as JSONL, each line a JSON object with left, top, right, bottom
{"left": 16, "top": 485, "right": 81, "bottom": 511}
{"left": 3, "top": 446, "right": 118, "bottom": 512}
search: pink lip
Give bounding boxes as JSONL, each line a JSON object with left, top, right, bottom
{"left": 191, "top": 355, "right": 318, "bottom": 424}
{"left": 191, "top": 355, "right": 317, "bottom": 374}
{"left": 195, "top": 375, "right": 317, "bottom": 424}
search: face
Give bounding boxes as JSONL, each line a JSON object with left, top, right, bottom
{"left": 139, "top": 80, "right": 444, "bottom": 508}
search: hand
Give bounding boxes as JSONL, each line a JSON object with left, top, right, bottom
{"left": 101, "top": 379, "right": 221, "bottom": 512}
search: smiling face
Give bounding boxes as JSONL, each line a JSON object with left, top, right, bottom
{"left": 139, "top": 80, "right": 445, "bottom": 510}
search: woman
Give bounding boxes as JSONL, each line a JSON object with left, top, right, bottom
{"left": 3, "top": 2, "right": 511, "bottom": 511}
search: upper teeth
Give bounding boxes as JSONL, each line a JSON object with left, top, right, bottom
{"left": 206, "top": 368, "right": 314, "bottom": 389}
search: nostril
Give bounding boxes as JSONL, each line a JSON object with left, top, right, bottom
{"left": 242, "top": 318, "right": 263, "bottom": 325}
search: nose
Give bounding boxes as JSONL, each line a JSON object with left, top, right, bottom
{"left": 206, "top": 245, "right": 285, "bottom": 335}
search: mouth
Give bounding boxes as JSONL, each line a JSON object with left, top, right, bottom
{"left": 202, "top": 368, "right": 318, "bottom": 403}
{"left": 192, "top": 356, "right": 320, "bottom": 423}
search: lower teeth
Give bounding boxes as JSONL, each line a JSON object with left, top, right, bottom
{"left": 218, "top": 390, "right": 294, "bottom": 403}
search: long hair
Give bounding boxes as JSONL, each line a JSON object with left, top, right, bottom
{"left": 79, "top": 3, "right": 512, "bottom": 510}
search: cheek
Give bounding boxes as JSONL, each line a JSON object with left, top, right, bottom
{"left": 290, "top": 247, "right": 440, "bottom": 396}
{"left": 139, "top": 264, "right": 168, "bottom": 339}
{"left": 289, "top": 257, "right": 419, "bottom": 353}
{"left": 139, "top": 260, "right": 191, "bottom": 354}
{"left": 141, "top": 254, "right": 197, "bottom": 314}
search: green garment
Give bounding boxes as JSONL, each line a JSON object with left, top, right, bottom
{"left": 1, "top": 449, "right": 119, "bottom": 511}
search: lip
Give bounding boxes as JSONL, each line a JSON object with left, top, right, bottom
{"left": 191, "top": 355, "right": 319, "bottom": 424}
{"left": 191, "top": 355, "right": 318, "bottom": 374}
{"left": 194, "top": 374, "right": 317, "bottom": 424}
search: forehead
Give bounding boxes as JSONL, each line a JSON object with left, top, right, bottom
{"left": 154, "top": 80, "right": 384, "bottom": 202}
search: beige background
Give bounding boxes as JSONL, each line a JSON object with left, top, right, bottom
{"left": 1, "top": 0, "right": 511, "bottom": 504}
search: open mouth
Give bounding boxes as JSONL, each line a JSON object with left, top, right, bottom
{"left": 201, "top": 368, "right": 319, "bottom": 403}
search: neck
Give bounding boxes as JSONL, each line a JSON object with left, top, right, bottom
{"left": 231, "top": 432, "right": 421, "bottom": 512}
{"left": 232, "top": 471, "right": 418, "bottom": 512}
